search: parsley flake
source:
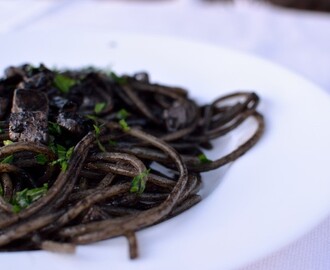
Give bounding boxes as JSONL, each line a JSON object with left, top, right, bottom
{"left": 97, "top": 140, "right": 106, "bottom": 152}
{"left": 130, "top": 169, "right": 150, "bottom": 194}
{"left": 93, "top": 124, "right": 101, "bottom": 136}
{"left": 85, "top": 115, "right": 98, "bottom": 121}
{"left": 49, "top": 121, "right": 61, "bottom": 135}
{"left": 119, "top": 119, "right": 130, "bottom": 132}
{"left": 35, "top": 154, "right": 48, "bottom": 165}
{"left": 1, "top": 155, "right": 14, "bottom": 164}
{"left": 198, "top": 153, "right": 212, "bottom": 164}
{"left": 94, "top": 102, "right": 107, "bottom": 114}
{"left": 11, "top": 183, "right": 48, "bottom": 213}
{"left": 116, "top": 108, "right": 129, "bottom": 120}
{"left": 3, "top": 140, "right": 13, "bottom": 146}
{"left": 53, "top": 74, "right": 77, "bottom": 94}
{"left": 93, "top": 124, "right": 106, "bottom": 152}
{"left": 109, "top": 139, "right": 117, "bottom": 147}
{"left": 110, "top": 72, "right": 127, "bottom": 85}
{"left": 50, "top": 144, "right": 74, "bottom": 172}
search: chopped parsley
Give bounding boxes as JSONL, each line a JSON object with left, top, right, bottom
{"left": 116, "top": 108, "right": 129, "bottom": 120}
{"left": 97, "top": 140, "right": 106, "bottom": 152}
{"left": 130, "top": 169, "right": 150, "bottom": 194}
{"left": 119, "top": 119, "right": 130, "bottom": 132}
{"left": 53, "top": 74, "right": 77, "bottom": 94}
{"left": 35, "top": 154, "right": 48, "bottom": 165}
{"left": 51, "top": 144, "right": 74, "bottom": 172}
{"left": 3, "top": 140, "right": 13, "bottom": 146}
{"left": 85, "top": 114, "right": 99, "bottom": 122}
{"left": 93, "top": 124, "right": 101, "bottom": 136}
{"left": 94, "top": 102, "right": 107, "bottom": 114}
{"left": 108, "top": 139, "right": 117, "bottom": 147}
{"left": 1, "top": 155, "right": 14, "bottom": 164}
{"left": 93, "top": 124, "right": 106, "bottom": 152}
{"left": 11, "top": 183, "right": 48, "bottom": 213}
{"left": 48, "top": 121, "right": 61, "bottom": 135}
{"left": 198, "top": 153, "right": 212, "bottom": 164}
{"left": 110, "top": 72, "right": 127, "bottom": 85}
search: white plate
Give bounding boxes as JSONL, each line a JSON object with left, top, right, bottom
{"left": 1, "top": 32, "right": 330, "bottom": 270}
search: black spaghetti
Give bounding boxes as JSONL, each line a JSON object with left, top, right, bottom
{"left": 0, "top": 64, "right": 264, "bottom": 258}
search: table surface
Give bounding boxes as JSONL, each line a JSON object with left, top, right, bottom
{"left": 0, "top": 1, "right": 329, "bottom": 269}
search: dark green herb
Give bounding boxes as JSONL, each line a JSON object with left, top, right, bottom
{"left": 85, "top": 115, "right": 99, "bottom": 122}
{"left": 48, "top": 140, "right": 57, "bottom": 155}
{"left": 117, "top": 108, "right": 129, "bottom": 120}
{"left": 1, "top": 155, "right": 14, "bottom": 164}
{"left": 11, "top": 183, "right": 48, "bottom": 213}
{"left": 94, "top": 102, "right": 107, "bottom": 114}
{"left": 3, "top": 140, "right": 13, "bottom": 146}
{"left": 93, "top": 124, "right": 101, "bottom": 136}
{"left": 35, "top": 154, "right": 48, "bottom": 165}
{"left": 97, "top": 140, "right": 106, "bottom": 152}
{"left": 109, "top": 139, "right": 117, "bottom": 147}
{"left": 49, "top": 121, "right": 61, "bottom": 135}
{"left": 130, "top": 169, "right": 150, "bottom": 194}
{"left": 110, "top": 72, "right": 127, "bottom": 85}
{"left": 53, "top": 74, "right": 77, "bottom": 94}
{"left": 0, "top": 128, "right": 3, "bottom": 134}
{"left": 93, "top": 124, "right": 106, "bottom": 152}
{"left": 51, "top": 145, "right": 74, "bottom": 172}
{"left": 119, "top": 119, "right": 130, "bottom": 132}
{"left": 0, "top": 184, "right": 3, "bottom": 197}
{"left": 198, "top": 153, "right": 212, "bottom": 164}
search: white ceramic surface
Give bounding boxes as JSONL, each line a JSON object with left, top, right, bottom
{"left": 1, "top": 32, "right": 330, "bottom": 270}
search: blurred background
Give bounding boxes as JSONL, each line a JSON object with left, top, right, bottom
{"left": 1, "top": 0, "right": 330, "bottom": 91}
{"left": 267, "top": 0, "right": 330, "bottom": 12}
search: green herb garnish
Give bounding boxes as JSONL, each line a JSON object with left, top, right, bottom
{"left": 116, "top": 108, "right": 129, "bottom": 120}
{"left": 93, "top": 124, "right": 106, "bottom": 152}
{"left": 53, "top": 74, "right": 77, "bottom": 94}
{"left": 94, "top": 102, "right": 107, "bottom": 114}
{"left": 93, "top": 124, "right": 101, "bottom": 136}
{"left": 198, "top": 153, "right": 212, "bottom": 164}
{"left": 97, "top": 140, "right": 106, "bottom": 152}
{"left": 51, "top": 145, "right": 74, "bottom": 172}
{"left": 119, "top": 119, "right": 130, "bottom": 132}
{"left": 11, "top": 183, "right": 48, "bottom": 213}
{"left": 109, "top": 139, "right": 117, "bottom": 147}
{"left": 48, "top": 121, "right": 61, "bottom": 135}
{"left": 35, "top": 154, "right": 48, "bottom": 165}
{"left": 110, "top": 72, "right": 127, "bottom": 85}
{"left": 0, "top": 184, "right": 3, "bottom": 197}
{"left": 48, "top": 140, "right": 57, "bottom": 155}
{"left": 1, "top": 155, "right": 14, "bottom": 164}
{"left": 3, "top": 140, "right": 13, "bottom": 146}
{"left": 85, "top": 115, "right": 99, "bottom": 124}
{"left": 130, "top": 169, "right": 150, "bottom": 194}
{"left": 0, "top": 128, "right": 3, "bottom": 134}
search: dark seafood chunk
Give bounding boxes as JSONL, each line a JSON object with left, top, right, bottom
{"left": 23, "top": 73, "right": 53, "bottom": 91}
{"left": 9, "top": 89, "right": 49, "bottom": 143}
{"left": 163, "top": 100, "right": 196, "bottom": 132}
{"left": 56, "top": 112, "right": 91, "bottom": 136}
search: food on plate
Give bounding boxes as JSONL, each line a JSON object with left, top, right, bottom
{"left": 0, "top": 64, "right": 264, "bottom": 258}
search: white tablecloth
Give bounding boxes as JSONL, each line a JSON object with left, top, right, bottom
{"left": 0, "top": 0, "right": 329, "bottom": 269}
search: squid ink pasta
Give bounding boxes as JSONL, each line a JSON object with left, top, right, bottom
{"left": 0, "top": 64, "right": 264, "bottom": 258}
